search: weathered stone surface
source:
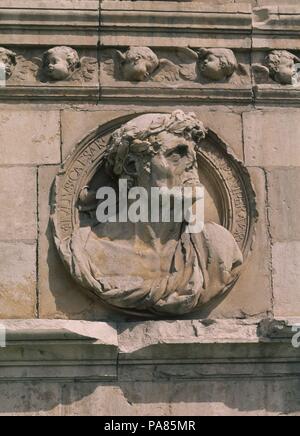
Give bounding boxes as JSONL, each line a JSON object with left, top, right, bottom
{"left": 198, "top": 168, "right": 272, "bottom": 319}
{"left": 118, "top": 319, "right": 261, "bottom": 355}
{"left": 0, "top": 318, "right": 298, "bottom": 415}
{"left": 62, "top": 109, "right": 244, "bottom": 161}
{"left": 253, "top": 5, "right": 300, "bottom": 50}
{"left": 0, "top": 378, "right": 298, "bottom": 416}
{"left": 100, "top": 1, "right": 252, "bottom": 48}
{"left": 273, "top": 242, "right": 300, "bottom": 317}
{"left": 58, "top": 378, "right": 300, "bottom": 416}
{"left": 243, "top": 110, "right": 300, "bottom": 167}
{"left": 0, "top": 320, "right": 118, "bottom": 382}
{"left": 0, "top": 111, "right": 60, "bottom": 165}
{"left": 0, "top": 167, "right": 37, "bottom": 240}
{"left": 267, "top": 168, "right": 300, "bottom": 242}
{"left": 194, "top": 110, "right": 244, "bottom": 160}
{"left": 0, "top": 241, "right": 36, "bottom": 319}
{"left": 38, "top": 165, "right": 121, "bottom": 321}
{"left": 0, "top": 383, "right": 62, "bottom": 416}
{"left": 0, "top": 0, "right": 99, "bottom": 47}
{"left": 61, "top": 110, "right": 131, "bottom": 159}
{"left": 3, "top": 319, "right": 118, "bottom": 345}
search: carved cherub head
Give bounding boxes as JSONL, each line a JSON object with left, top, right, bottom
{"left": 105, "top": 111, "right": 207, "bottom": 191}
{"left": 265, "top": 50, "right": 300, "bottom": 85}
{"left": 0, "top": 47, "right": 17, "bottom": 79}
{"left": 42, "top": 46, "right": 81, "bottom": 81}
{"left": 198, "top": 48, "right": 238, "bottom": 81}
{"left": 116, "top": 47, "right": 160, "bottom": 81}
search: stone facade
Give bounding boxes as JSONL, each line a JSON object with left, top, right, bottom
{"left": 0, "top": 0, "right": 299, "bottom": 416}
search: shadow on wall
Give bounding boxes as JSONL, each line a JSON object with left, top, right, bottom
{"left": 0, "top": 377, "right": 299, "bottom": 415}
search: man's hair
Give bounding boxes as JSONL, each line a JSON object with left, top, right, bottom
{"left": 0, "top": 47, "right": 17, "bottom": 66}
{"left": 43, "top": 46, "right": 80, "bottom": 72}
{"left": 105, "top": 111, "right": 207, "bottom": 178}
{"left": 199, "top": 48, "right": 238, "bottom": 78}
{"left": 266, "top": 50, "right": 299, "bottom": 80}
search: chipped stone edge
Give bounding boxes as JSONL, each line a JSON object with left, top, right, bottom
{"left": 1, "top": 317, "right": 299, "bottom": 349}
{"left": 2, "top": 319, "right": 118, "bottom": 345}
{"left": 0, "top": 318, "right": 299, "bottom": 382}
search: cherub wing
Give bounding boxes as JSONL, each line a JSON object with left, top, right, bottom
{"left": 102, "top": 51, "right": 122, "bottom": 80}
{"left": 231, "top": 63, "right": 251, "bottom": 84}
{"left": 11, "top": 55, "right": 40, "bottom": 82}
{"left": 252, "top": 64, "right": 272, "bottom": 84}
{"left": 161, "top": 48, "right": 198, "bottom": 82}
{"left": 151, "top": 59, "right": 181, "bottom": 82}
{"left": 72, "top": 57, "right": 98, "bottom": 82}
{"left": 237, "top": 63, "right": 249, "bottom": 77}
{"left": 179, "top": 63, "right": 197, "bottom": 81}
{"left": 175, "top": 47, "right": 198, "bottom": 63}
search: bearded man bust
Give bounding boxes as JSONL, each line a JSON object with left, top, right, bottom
{"left": 62, "top": 111, "right": 243, "bottom": 316}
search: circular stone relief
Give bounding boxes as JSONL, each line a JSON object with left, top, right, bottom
{"left": 51, "top": 111, "right": 257, "bottom": 317}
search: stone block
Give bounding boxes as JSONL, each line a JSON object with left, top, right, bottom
{"left": 61, "top": 109, "right": 133, "bottom": 160}
{"left": 61, "top": 379, "right": 300, "bottom": 416}
{"left": 194, "top": 110, "right": 244, "bottom": 161}
{"left": 100, "top": 1, "right": 252, "bottom": 48}
{"left": 0, "top": 1, "right": 99, "bottom": 47}
{"left": 0, "top": 383, "right": 62, "bottom": 416}
{"left": 0, "top": 241, "right": 36, "bottom": 319}
{"left": 243, "top": 110, "right": 300, "bottom": 167}
{"left": 267, "top": 168, "right": 300, "bottom": 242}
{"left": 0, "top": 111, "right": 60, "bottom": 165}
{"left": 273, "top": 241, "right": 300, "bottom": 318}
{"left": 253, "top": 5, "right": 300, "bottom": 50}
{"left": 198, "top": 168, "right": 272, "bottom": 319}
{"left": 0, "top": 167, "right": 37, "bottom": 240}
{"left": 61, "top": 109, "right": 244, "bottom": 161}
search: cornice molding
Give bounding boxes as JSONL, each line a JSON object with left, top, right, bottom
{"left": 0, "top": 86, "right": 99, "bottom": 102}
{"left": 0, "top": 2, "right": 299, "bottom": 48}
{"left": 100, "top": 1, "right": 252, "bottom": 48}
{"left": 0, "top": 0, "right": 99, "bottom": 46}
{"left": 253, "top": 6, "right": 300, "bottom": 49}
{"left": 0, "top": 319, "right": 299, "bottom": 382}
{"left": 100, "top": 85, "right": 254, "bottom": 105}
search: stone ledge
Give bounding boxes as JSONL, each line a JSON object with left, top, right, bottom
{"left": 253, "top": 86, "right": 300, "bottom": 106}
{"left": 100, "top": 85, "right": 253, "bottom": 105}
{"left": 0, "top": 319, "right": 299, "bottom": 382}
{"left": 0, "top": 2, "right": 300, "bottom": 49}
{"left": 100, "top": 1, "right": 252, "bottom": 48}
{"left": 0, "top": 86, "right": 99, "bottom": 103}
{"left": 253, "top": 6, "right": 300, "bottom": 32}
{"left": 2, "top": 85, "right": 300, "bottom": 106}
{"left": 0, "top": 0, "right": 99, "bottom": 46}
{"left": 0, "top": 320, "right": 118, "bottom": 382}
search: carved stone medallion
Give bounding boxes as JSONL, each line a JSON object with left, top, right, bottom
{"left": 51, "top": 111, "right": 257, "bottom": 317}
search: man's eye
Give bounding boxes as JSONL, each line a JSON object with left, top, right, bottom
{"left": 169, "top": 153, "right": 181, "bottom": 163}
